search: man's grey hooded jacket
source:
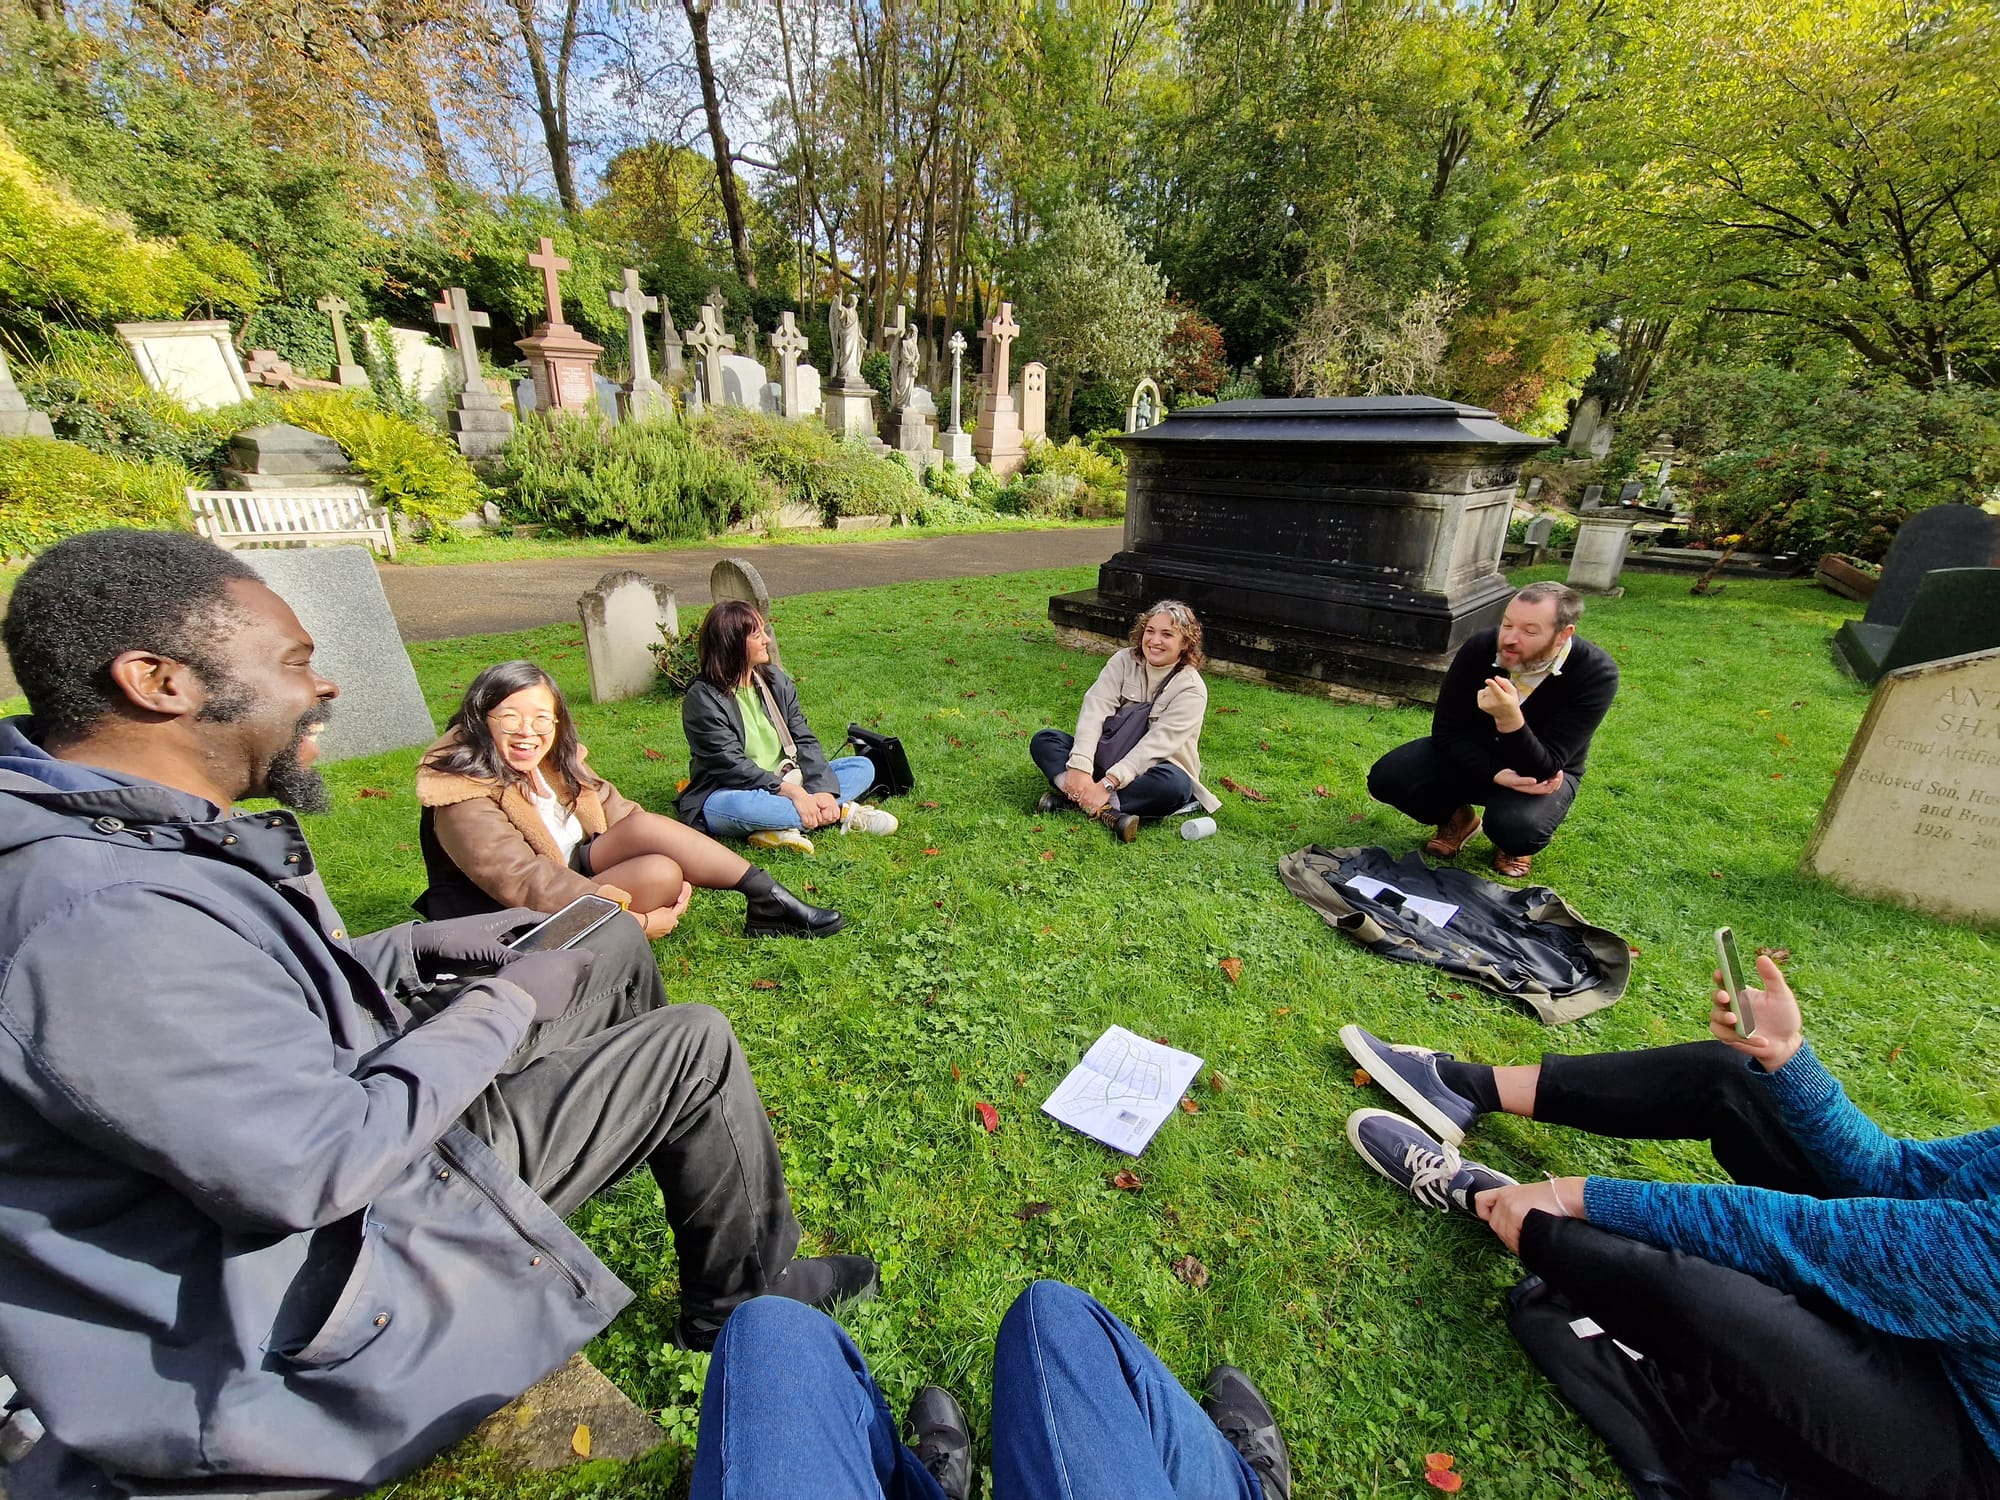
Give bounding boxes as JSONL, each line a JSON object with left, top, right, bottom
{"left": 0, "top": 719, "right": 630, "bottom": 1494}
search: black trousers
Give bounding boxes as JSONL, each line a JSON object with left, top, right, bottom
{"left": 1030, "top": 728, "right": 1195, "bottom": 819}
{"left": 1519, "top": 1041, "right": 2000, "bottom": 1499}
{"left": 1366, "top": 735, "right": 1578, "bottom": 854}
{"left": 458, "top": 918, "right": 803, "bottom": 1326}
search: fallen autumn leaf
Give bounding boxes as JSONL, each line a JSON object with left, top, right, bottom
{"left": 975, "top": 1101, "right": 999, "bottom": 1132}
{"left": 1015, "top": 1201, "right": 1054, "bottom": 1221}
{"left": 1219, "top": 957, "right": 1243, "bottom": 984}
{"left": 1109, "top": 1169, "right": 1143, "bottom": 1190}
{"left": 1170, "top": 1254, "right": 1209, "bottom": 1288}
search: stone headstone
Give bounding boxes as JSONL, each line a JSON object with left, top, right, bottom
{"left": 720, "top": 354, "right": 768, "bottom": 410}
{"left": 1616, "top": 480, "right": 1643, "bottom": 505}
{"left": 1567, "top": 394, "right": 1602, "bottom": 457}
{"left": 1567, "top": 514, "right": 1634, "bottom": 597}
{"left": 433, "top": 287, "right": 514, "bottom": 458}
{"left": 1019, "top": 362, "right": 1047, "bottom": 447}
{"left": 686, "top": 304, "right": 738, "bottom": 413}
{"left": 578, "top": 571, "right": 678, "bottom": 703}
{"left": 772, "top": 311, "right": 811, "bottom": 419}
{"left": 115, "top": 321, "right": 254, "bottom": 410}
{"left": 1523, "top": 515, "right": 1555, "bottom": 563}
{"left": 657, "top": 295, "right": 687, "bottom": 389}
{"left": 241, "top": 548, "right": 435, "bottom": 762}
{"left": 1839, "top": 568, "right": 2000, "bottom": 684}
{"left": 1833, "top": 508, "right": 2000, "bottom": 683}
{"left": 1581, "top": 483, "right": 1605, "bottom": 509}
{"left": 974, "top": 304, "right": 1025, "bottom": 478}
{"left": 315, "top": 294, "right": 369, "bottom": 388}
{"left": 380, "top": 327, "right": 454, "bottom": 419}
{"left": 608, "top": 268, "right": 669, "bottom": 422}
{"left": 0, "top": 349, "right": 54, "bottom": 438}
{"left": 1802, "top": 645, "right": 2000, "bottom": 925}
{"left": 710, "top": 556, "right": 777, "bottom": 665}
{"left": 516, "top": 237, "right": 606, "bottom": 415}
{"left": 795, "top": 364, "right": 822, "bottom": 417}
{"left": 221, "top": 423, "right": 353, "bottom": 492}
{"left": 1523, "top": 476, "right": 1544, "bottom": 502}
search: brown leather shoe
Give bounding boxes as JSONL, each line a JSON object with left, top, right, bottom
{"left": 1423, "top": 806, "right": 1480, "bottom": 859}
{"left": 1095, "top": 806, "right": 1141, "bottom": 842}
{"left": 1491, "top": 848, "right": 1534, "bottom": 879}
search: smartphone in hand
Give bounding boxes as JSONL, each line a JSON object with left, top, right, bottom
{"left": 1714, "top": 926, "right": 1758, "bottom": 1038}
{"left": 506, "top": 893, "right": 626, "bottom": 954}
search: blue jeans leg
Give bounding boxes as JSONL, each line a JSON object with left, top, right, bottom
{"left": 690, "top": 1296, "right": 947, "bottom": 1500}
{"left": 991, "top": 1280, "right": 1262, "bottom": 1500}
{"left": 701, "top": 757, "right": 878, "bottom": 839}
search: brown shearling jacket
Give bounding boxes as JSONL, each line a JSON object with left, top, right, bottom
{"left": 415, "top": 729, "right": 643, "bottom": 917}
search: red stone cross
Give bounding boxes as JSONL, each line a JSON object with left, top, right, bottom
{"left": 527, "top": 237, "right": 571, "bottom": 329}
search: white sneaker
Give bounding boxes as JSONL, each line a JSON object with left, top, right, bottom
{"left": 840, "top": 802, "right": 898, "bottom": 835}
{"left": 749, "top": 828, "right": 815, "bottom": 854}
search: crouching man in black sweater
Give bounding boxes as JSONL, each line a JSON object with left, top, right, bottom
{"left": 1367, "top": 582, "right": 1618, "bottom": 879}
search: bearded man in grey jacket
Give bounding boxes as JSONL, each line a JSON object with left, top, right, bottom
{"left": 0, "top": 530, "right": 873, "bottom": 1499}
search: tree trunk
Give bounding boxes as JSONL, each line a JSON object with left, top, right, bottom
{"left": 683, "top": 0, "right": 757, "bottom": 287}
{"left": 511, "top": 0, "right": 579, "bottom": 213}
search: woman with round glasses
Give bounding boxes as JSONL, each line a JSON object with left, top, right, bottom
{"left": 1029, "top": 599, "right": 1220, "bottom": 841}
{"left": 416, "top": 660, "right": 843, "bottom": 939}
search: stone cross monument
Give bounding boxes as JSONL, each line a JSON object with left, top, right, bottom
{"left": 657, "top": 295, "right": 686, "bottom": 389}
{"left": 314, "top": 294, "right": 368, "bottom": 388}
{"left": 772, "top": 311, "right": 811, "bottom": 419}
{"left": 974, "top": 302, "right": 1025, "bottom": 478}
{"left": 684, "top": 303, "right": 736, "bottom": 413}
{"left": 516, "top": 236, "right": 605, "bottom": 414}
{"left": 432, "top": 287, "right": 513, "bottom": 459}
{"left": 608, "top": 268, "right": 668, "bottom": 421}
{"left": 939, "top": 330, "right": 973, "bottom": 472}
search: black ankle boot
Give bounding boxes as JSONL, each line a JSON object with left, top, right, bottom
{"left": 738, "top": 870, "right": 844, "bottom": 938}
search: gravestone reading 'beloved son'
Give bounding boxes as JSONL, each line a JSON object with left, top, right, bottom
{"left": 578, "top": 571, "right": 678, "bottom": 703}
{"left": 1802, "top": 645, "right": 2000, "bottom": 925}
{"left": 241, "top": 549, "right": 435, "bottom": 762}
{"left": 1050, "top": 396, "right": 1549, "bottom": 703}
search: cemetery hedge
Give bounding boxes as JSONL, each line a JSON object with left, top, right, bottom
{"left": 0, "top": 438, "right": 192, "bottom": 556}
{"left": 1606, "top": 359, "right": 2000, "bottom": 561}
{"left": 499, "top": 413, "right": 766, "bottom": 540}
{"left": 697, "top": 408, "right": 925, "bottom": 521}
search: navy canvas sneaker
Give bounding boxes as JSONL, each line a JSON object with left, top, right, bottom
{"left": 1345, "top": 1108, "right": 1516, "bottom": 1215}
{"left": 1341, "top": 1024, "right": 1480, "bottom": 1145}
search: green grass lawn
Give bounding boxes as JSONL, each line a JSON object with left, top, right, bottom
{"left": 288, "top": 566, "right": 1994, "bottom": 1498}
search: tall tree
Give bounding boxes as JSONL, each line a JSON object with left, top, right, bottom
{"left": 682, "top": 0, "right": 757, "bottom": 286}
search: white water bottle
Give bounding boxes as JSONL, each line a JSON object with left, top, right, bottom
{"left": 1181, "top": 816, "right": 1218, "bottom": 841}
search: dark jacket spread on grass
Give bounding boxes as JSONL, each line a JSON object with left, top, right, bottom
{"left": 0, "top": 717, "right": 629, "bottom": 1496}
{"left": 677, "top": 666, "right": 837, "bottom": 828}
{"left": 1433, "top": 628, "right": 1620, "bottom": 781}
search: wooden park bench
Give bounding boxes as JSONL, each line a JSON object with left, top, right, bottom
{"left": 186, "top": 486, "right": 397, "bottom": 560}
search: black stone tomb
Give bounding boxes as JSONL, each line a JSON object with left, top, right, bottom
{"left": 1833, "top": 506, "right": 1999, "bottom": 683}
{"left": 1047, "top": 396, "right": 1551, "bottom": 703}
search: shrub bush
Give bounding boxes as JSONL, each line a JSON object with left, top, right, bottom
{"left": 697, "top": 408, "right": 923, "bottom": 521}
{"left": 1617, "top": 359, "right": 2000, "bottom": 561}
{"left": 0, "top": 437, "right": 194, "bottom": 556}
{"left": 14, "top": 331, "right": 260, "bottom": 474}
{"left": 1065, "top": 380, "right": 1124, "bottom": 439}
{"left": 278, "top": 390, "right": 485, "bottom": 536}
{"left": 650, "top": 606, "right": 706, "bottom": 694}
{"left": 500, "top": 412, "right": 762, "bottom": 540}
{"left": 1021, "top": 436, "right": 1127, "bottom": 517}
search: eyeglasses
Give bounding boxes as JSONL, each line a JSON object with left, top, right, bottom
{"left": 489, "top": 711, "right": 557, "bottom": 735}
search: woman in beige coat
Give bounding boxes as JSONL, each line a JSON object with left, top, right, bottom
{"left": 416, "top": 660, "right": 843, "bottom": 938}
{"left": 1029, "top": 599, "right": 1221, "bottom": 841}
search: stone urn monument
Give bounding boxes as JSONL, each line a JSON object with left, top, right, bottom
{"left": 1047, "top": 396, "right": 1552, "bottom": 703}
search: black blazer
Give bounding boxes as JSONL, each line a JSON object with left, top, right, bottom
{"left": 676, "top": 667, "right": 838, "bottom": 827}
{"left": 1430, "top": 628, "right": 1619, "bottom": 782}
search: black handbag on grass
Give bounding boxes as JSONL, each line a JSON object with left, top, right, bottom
{"left": 845, "top": 724, "right": 914, "bottom": 800}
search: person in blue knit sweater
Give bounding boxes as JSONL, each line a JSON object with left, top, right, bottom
{"left": 1340, "top": 952, "right": 2000, "bottom": 1500}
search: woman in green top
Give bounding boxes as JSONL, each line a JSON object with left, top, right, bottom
{"left": 676, "top": 600, "right": 897, "bottom": 854}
